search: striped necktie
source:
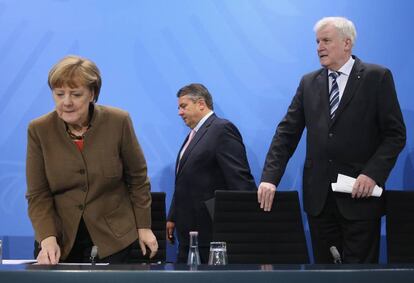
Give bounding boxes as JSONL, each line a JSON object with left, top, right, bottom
{"left": 329, "top": 72, "right": 341, "bottom": 119}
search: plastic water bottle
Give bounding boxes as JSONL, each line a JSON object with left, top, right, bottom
{"left": 187, "top": 231, "right": 201, "bottom": 266}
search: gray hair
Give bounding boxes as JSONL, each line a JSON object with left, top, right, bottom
{"left": 176, "top": 83, "right": 214, "bottom": 110}
{"left": 314, "top": 17, "right": 357, "bottom": 46}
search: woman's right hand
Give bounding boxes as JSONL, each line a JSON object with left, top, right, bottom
{"left": 37, "top": 236, "right": 61, "bottom": 264}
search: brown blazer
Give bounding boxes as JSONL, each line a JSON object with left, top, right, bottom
{"left": 26, "top": 104, "right": 151, "bottom": 259}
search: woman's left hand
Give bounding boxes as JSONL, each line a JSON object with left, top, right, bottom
{"left": 137, "top": 228, "right": 158, "bottom": 258}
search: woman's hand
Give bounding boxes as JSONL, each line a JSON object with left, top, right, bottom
{"left": 137, "top": 228, "right": 158, "bottom": 258}
{"left": 37, "top": 236, "right": 61, "bottom": 264}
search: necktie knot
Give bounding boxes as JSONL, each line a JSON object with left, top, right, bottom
{"left": 329, "top": 71, "right": 340, "bottom": 80}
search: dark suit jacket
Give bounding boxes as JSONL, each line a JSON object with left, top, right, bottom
{"left": 168, "top": 114, "right": 256, "bottom": 247}
{"left": 261, "top": 56, "right": 406, "bottom": 220}
{"left": 26, "top": 105, "right": 151, "bottom": 259}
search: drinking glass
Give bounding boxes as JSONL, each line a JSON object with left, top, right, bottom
{"left": 208, "top": 242, "right": 228, "bottom": 265}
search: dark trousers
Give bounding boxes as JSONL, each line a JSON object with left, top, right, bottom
{"left": 65, "top": 218, "right": 133, "bottom": 263}
{"left": 307, "top": 192, "right": 381, "bottom": 264}
{"left": 35, "top": 219, "right": 133, "bottom": 263}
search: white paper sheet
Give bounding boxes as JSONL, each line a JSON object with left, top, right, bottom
{"left": 1, "top": 259, "right": 37, "bottom": 264}
{"left": 331, "top": 174, "right": 383, "bottom": 197}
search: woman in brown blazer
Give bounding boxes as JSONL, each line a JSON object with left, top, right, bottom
{"left": 26, "top": 55, "right": 158, "bottom": 264}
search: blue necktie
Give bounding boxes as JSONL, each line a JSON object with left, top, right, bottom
{"left": 329, "top": 72, "right": 341, "bottom": 119}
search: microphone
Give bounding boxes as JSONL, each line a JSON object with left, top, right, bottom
{"left": 329, "top": 246, "right": 342, "bottom": 264}
{"left": 90, "top": 245, "right": 98, "bottom": 265}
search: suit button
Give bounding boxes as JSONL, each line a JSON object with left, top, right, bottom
{"left": 79, "top": 169, "right": 85, "bottom": 175}
{"left": 328, "top": 159, "right": 333, "bottom": 163}
{"left": 78, "top": 204, "right": 84, "bottom": 211}
{"left": 329, "top": 133, "right": 334, "bottom": 138}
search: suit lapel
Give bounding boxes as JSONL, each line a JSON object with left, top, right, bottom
{"left": 330, "top": 57, "right": 364, "bottom": 128}
{"left": 315, "top": 69, "right": 331, "bottom": 126}
{"left": 176, "top": 114, "right": 216, "bottom": 176}
{"left": 175, "top": 135, "right": 188, "bottom": 175}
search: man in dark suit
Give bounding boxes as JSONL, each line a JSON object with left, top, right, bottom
{"left": 257, "top": 17, "right": 406, "bottom": 263}
{"left": 167, "top": 83, "right": 256, "bottom": 263}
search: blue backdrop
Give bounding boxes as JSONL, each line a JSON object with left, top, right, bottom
{"left": 0, "top": 0, "right": 413, "bottom": 261}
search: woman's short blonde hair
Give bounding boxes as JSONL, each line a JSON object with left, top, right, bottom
{"left": 48, "top": 55, "right": 102, "bottom": 102}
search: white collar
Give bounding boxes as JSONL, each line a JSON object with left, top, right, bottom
{"left": 193, "top": 111, "right": 214, "bottom": 132}
{"left": 329, "top": 56, "right": 355, "bottom": 77}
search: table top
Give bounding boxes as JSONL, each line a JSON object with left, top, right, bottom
{"left": 2, "top": 262, "right": 414, "bottom": 283}
{"left": 2, "top": 262, "right": 414, "bottom": 271}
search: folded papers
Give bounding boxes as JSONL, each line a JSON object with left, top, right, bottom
{"left": 331, "top": 174, "right": 383, "bottom": 197}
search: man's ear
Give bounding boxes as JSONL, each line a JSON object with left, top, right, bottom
{"left": 197, "top": 99, "right": 206, "bottom": 110}
{"left": 344, "top": 38, "right": 352, "bottom": 52}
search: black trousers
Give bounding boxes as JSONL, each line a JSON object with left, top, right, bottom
{"left": 35, "top": 218, "right": 133, "bottom": 263}
{"left": 66, "top": 219, "right": 134, "bottom": 263}
{"left": 307, "top": 191, "right": 381, "bottom": 264}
